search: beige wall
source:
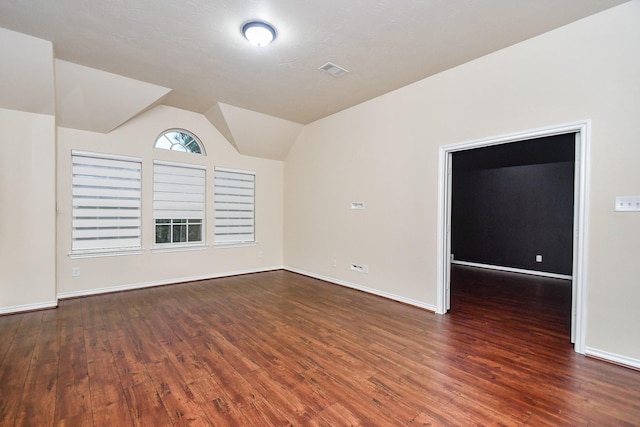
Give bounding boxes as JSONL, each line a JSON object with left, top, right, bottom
{"left": 284, "top": 1, "right": 640, "bottom": 361}
{"left": 0, "top": 28, "right": 57, "bottom": 313}
{"left": 0, "top": 27, "right": 55, "bottom": 115}
{"left": 56, "top": 105, "right": 283, "bottom": 297}
{"left": 0, "top": 108, "right": 57, "bottom": 311}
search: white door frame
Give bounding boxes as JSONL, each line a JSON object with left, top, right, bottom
{"left": 436, "top": 120, "right": 591, "bottom": 354}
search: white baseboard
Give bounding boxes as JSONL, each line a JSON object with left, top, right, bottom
{"left": 451, "top": 260, "right": 572, "bottom": 280}
{"left": 0, "top": 300, "right": 58, "bottom": 315}
{"left": 585, "top": 347, "right": 640, "bottom": 371}
{"left": 57, "top": 265, "right": 284, "bottom": 300}
{"left": 284, "top": 266, "right": 437, "bottom": 312}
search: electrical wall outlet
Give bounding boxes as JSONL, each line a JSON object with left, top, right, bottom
{"left": 72, "top": 267, "right": 80, "bottom": 277}
{"left": 350, "top": 263, "right": 369, "bottom": 273}
{"left": 331, "top": 259, "right": 337, "bottom": 268}
{"left": 535, "top": 255, "right": 543, "bottom": 263}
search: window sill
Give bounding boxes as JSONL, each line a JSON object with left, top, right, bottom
{"left": 69, "top": 249, "right": 144, "bottom": 259}
{"left": 151, "top": 244, "right": 208, "bottom": 254}
{"left": 213, "top": 242, "right": 257, "bottom": 249}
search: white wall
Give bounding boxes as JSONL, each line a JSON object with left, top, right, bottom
{"left": 0, "top": 28, "right": 57, "bottom": 313}
{"left": 284, "top": 1, "right": 640, "bottom": 362}
{"left": 0, "top": 109, "right": 57, "bottom": 312}
{"left": 0, "top": 27, "right": 55, "bottom": 115}
{"left": 56, "top": 105, "right": 283, "bottom": 297}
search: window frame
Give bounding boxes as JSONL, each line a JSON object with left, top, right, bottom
{"left": 155, "top": 218, "right": 204, "bottom": 246}
{"left": 70, "top": 150, "right": 143, "bottom": 258}
{"left": 152, "top": 160, "right": 207, "bottom": 251}
{"left": 154, "top": 128, "right": 206, "bottom": 155}
{"left": 214, "top": 167, "right": 256, "bottom": 246}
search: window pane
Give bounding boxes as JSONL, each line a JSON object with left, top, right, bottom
{"left": 188, "top": 223, "right": 202, "bottom": 242}
{"left": 173, "top": 224, "right": 187, "bottom": 242}
{"left": 154, "top": 129, "right": 204, "bottom": 154}
{"left": 186, "top": 140, "right": 202, "bottom": 154}
{"left": 156, "top": 224, "right": 171, "bottom": 243}
{"left": 156, "top": 137, "right": 172, "bottom": 150}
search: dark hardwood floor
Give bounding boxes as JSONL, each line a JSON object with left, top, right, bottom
{"left": 1, "top": 268, "right": 639, "bottom": 426}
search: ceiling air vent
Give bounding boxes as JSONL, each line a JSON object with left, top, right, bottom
{"left": 318, "top": 62, "right": 349, "bottom": 78}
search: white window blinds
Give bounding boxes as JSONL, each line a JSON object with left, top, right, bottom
{"left": 153, "top": 161, "right": 206, "bottom": 220}
{"left": 72, "top": 151, "right": 142, "bottom": 253}
{"left": 214, "top": 168, "right": 255, "bottom": 244}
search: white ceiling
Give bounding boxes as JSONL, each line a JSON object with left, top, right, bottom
{"left": 0, "top": 0, "right": 630, "bottom": 157}
{"left": 55, "top": 60, "right": 171, "bottom": 133}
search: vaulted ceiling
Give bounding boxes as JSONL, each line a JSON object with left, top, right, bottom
{"left": 0, "top": 0, "right": 630, "bottom": 159}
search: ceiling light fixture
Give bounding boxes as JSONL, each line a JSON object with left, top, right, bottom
{"left": 242, "top": 20, "right": 276, "bottom": 47}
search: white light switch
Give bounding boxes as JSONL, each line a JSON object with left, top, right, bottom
{"left": 615, "top": 196, "right": 640, "bottom": 212}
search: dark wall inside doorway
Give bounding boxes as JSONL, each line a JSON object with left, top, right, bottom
{"left": 451, "top": 134, "right": 575, "bottom": 276}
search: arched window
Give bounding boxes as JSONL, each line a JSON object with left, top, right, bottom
{"left": 155, "top": 129, "right": 204, "bottom": 154}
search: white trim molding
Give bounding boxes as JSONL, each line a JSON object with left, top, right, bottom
{"left": 451, "top": 261, "right": 572, "bottom": 280}
{"left": 585, "top": 347, "right": 640, "bottom": 371}
{"left": 57, "top": 266, "right": 284, "bottom": 300}
{"left": 284, "top": 266, "right": 437, "bottom": 312}
{"left": 69, "top": 249, "right": 144, "bottom": 259}
{"left": 0, "top": 300, "right": 58, "bottom": 315}
{"left": 437, "top": 119, "right": 591, "bottom": 355}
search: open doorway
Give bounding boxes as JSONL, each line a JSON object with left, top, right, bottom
{"left": 449, "top": 264, "right": 573, "bottom": 348}
{"left": 450, "top": 134, "right": 575, "bottom": 278}
{"left": 436, "top": 121, "right": 591, "bottom": 354}
{"left": 449, "top": 134, "right": 575, "bottom": 342}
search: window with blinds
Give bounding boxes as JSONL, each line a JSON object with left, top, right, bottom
{"left": 214, "top": 168, "right": 255, "bottom": 244}
{"left": 71, "top": 151, "right": 142, "bottom": 254}
{"left": 153, "top": 161, "right": 206, "bottom": 246}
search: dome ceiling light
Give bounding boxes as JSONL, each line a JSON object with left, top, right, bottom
{"left": 242, "top": 20, "right": 277, "bottom": 47}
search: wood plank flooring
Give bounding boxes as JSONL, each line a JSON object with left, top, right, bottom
{"left": 1, "top": 267, "right": 639, "bottom": 426}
